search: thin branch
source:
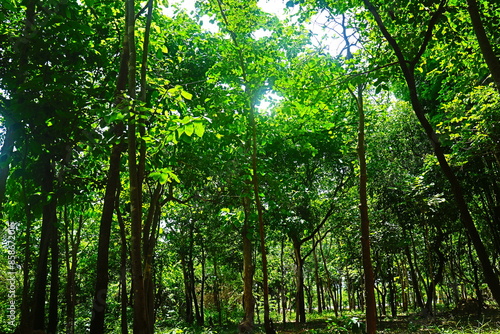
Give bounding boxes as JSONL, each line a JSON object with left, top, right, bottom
{"left": 411, "top": 0, "right": 447, "bottom": 68}
{"left": 303, "top": 229, "right": 331, "bottom": 261}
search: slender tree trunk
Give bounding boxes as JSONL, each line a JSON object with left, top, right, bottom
{"left": 89, "top": 137, "right": 124, "bottom": 333}
{"left": 48, "top": 215, "right": 59, "bottom": 334}
{"left": 31, "top": 159, "right": 56, "bottom": 332}
{"left": 468, "top": 237, "right": 484, "bottom": 312}
{"left": 125, "top": 0, "right": 149, "bottom": 331}
{"left": 65, "top": 212, "right": 82, "bottom": 334}
{"left": 240, "top": 197, "right": 255, "bottom": 333}
{"left": 351, "top": 84, "right": 376, "bottom": 333}
{"left": 319, "top": 238, "right": 337, "bottom": 317}
{"left": 466, "top": 0, "right": 500, "bottom": 92}
{"left": 246, "top": 92, "right": 274, "bottom": 334}
{"left": 312, "top": 236, "right": 323, "bottom": 314}
{"left": 213, "top": 254, "right": 222, "bottom": 326}
{"left": 423, "top": 233, "right": 445, "bottom": 315}
{"left": 181, "top": 253, "right": 194, "bottom": 324}
{"left": 117, "top": 204, "right": 129, "bottom": 334}
{"left": 19, "top": 174, "right": 33, "bottom": 334}
{"left": 143, "top": 184, "right": 161, "bottom": 333}
{"left": 280, "top": 238, "right": 287, "bottom": 324}
{"left": 89, "top": 0, "right": 129, "bottom": 327}
{"left": 388, "top": 269, "right": 397, "bottom": 317}
{"left": 404, "top": 244, "right": 424, "bottom": 309}
{"left": 200, "top": 241, "right": 206, "bottom": 326}
{"left": 292, "top": 238, "right": 306, "bottom": 323}
{"left": 363, "top": 0, "right": 500, "bottom": 306}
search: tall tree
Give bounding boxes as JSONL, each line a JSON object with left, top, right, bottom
{"left": 361, "top": 0, "right": 500, "bottom": 305}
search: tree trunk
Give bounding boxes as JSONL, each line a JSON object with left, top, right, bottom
{"left": 143, "top": 184, "right": 161, "bottom": 333}
{"left": 65, "top": 212, "right": 82, "bottom": 334}
{"left": 424, "top": 233, "right": 445, "bottom": 315}
{"left": 181, "top": 253, "right": 194, "bottom": 324}
{"left": 312, "top": 236, "right": 323, "bottom": 314}
{"left": 125, "top": 0, "right": 149, "bottom": 331}
{"left": 468, "top": 237, "right": 484, "bottom": 313}
{"left": 19, "top": 181, "right": 33, "bottom": 334}
{"left": 388, "top": 270, "right": 397, "bottom": 317}
{"left": 213, "top": 254, "right": 222, "bottom": 326}
{"left": 89, "top": 0, "right": 129, "bottom": 327}
{"left": 352, "top": 84, "right": 377, "bottom": 333}
{"left": 466, "top": 0, "right": 500, "bottom": 92}
{"left": 31, "top": 159, "right": 56, "bottom": 332}
{"left": 404, "top": 245, "right": 424, "bottom": 309}
{"left": 280, "top": 238, "right": 287, "bottom": 324}
{"left": 89, "top": 137, "right": 124, "bottom": 333}
{"left": 200, "top": 241, "right": 206, "bottom": 326}
{"left": 292, "top": 237, "right": 306, "bottom": 323}
{"left": 48, "top": 215, "right": 59, "bottom": 334}
{"left": 117, "top": 204, "right": 129, "bottom": 334}
{"left": 240, "top": 197, "right": 255, "bottom": 333}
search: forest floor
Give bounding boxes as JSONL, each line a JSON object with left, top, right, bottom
{"left": 264, "top": 307, "right": 500, "bottom": 334}
{"left": 198, "top": 305, "right": 500, "bottom": 334}
{"left": 163, "top": 304, "right": 500, "bottom": 333}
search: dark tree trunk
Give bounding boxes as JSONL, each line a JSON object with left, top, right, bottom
{"left": 240, "top": 197, "right": 255, "bottom": 333}
{"left": 319, "top": 238, "right": 337, "bottom": 317}
{"left": 312, "top": 236, "right": 323, "bottom": 314}
{"left": 89, "top": 137, "right": 123, "bottom": 333}
{"left": 117, "top": 205, "right": 129, "bottom": 334}
{"left": 48, "top": 217, "right": 59, "bottom": 334}
{"left": 466, "top": 0, "right": 500, "bottom": 92}
{"left": 404, "top": 245, "right": 424, "bottom": 309}
{"left": 468, "top": 237, "right": 484, "bottom": 312}
{"left": 65, "top": 212, "right": 82, "bottom": 334}
{"left": 351, "top": 84, "right": 377, "bottom": 333}
{"left": 126, "top": 0, "right": 149, "bottom": 330}
{"left": 180, "top": 252, "right": 193, "bottom": 324}
{"left": 388, "top": 271, "right": 397, "bottom": 318}
{"left": 424, "top": 233, "right": 445, "bottom": 315}
{"left": 89, "top": 0, "right": 129, "bottom": 327}
{"left": 200, "top": 242, "right": 206, "bottom": 326}
{"left": 19, "top": 177, "right": 33, "bottom": 334}
{"left": 292, "top": 237, "right": 306, "bottom": 323}
{"left": 31, "top": 159, "right": 56, "bottom": 332}
{"left": 280, "top": 238, "right": 287, "bottom": 324}
{"left": 363, "top": 0, "right": 500, "bottom": 307}
{"left": 143, "top": 184, "right": 161, "bottom": 333}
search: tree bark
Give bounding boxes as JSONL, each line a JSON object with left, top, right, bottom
{"left": 31, "top": 159, "right": 56, "bottom": 332}
{"left": 363, "top": 0, "right": 500, "bottom": 307}
{"left": 350, "top": 83, "right": 376, "bottom": 333}
{"left": 65, "top": 212, "right": 82, "bottom": 334}
{"left": 117, "top": 204, "right": 129, "bottom": 334}
{"left": 240, "top": 197, "right": 255, "bottom": 333}
{"left": 292, "top": 237, "right": 306, "bottom": 323}
{"left": 48, "top": 214, "right": 59, "bottom": 334}
{"left": 466, "top": 0, "right": 500, "bottom": 92}
{"left": 312, "top": 236, "right": 323, "bottom": 314}
{"left": 19, "top": 173, "right": 33, "bottom": 334}
{"left": 89, "top": 0, "right": 129, "bottom": 327}
{"left": 89, "top": 136, "right": 124, "bottom": 333}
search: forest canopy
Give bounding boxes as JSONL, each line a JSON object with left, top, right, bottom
{"left": 0, "top": 0, "right": 499, "bottom": 333}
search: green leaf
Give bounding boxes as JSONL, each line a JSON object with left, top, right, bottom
{"left": 194, "top": 121, "right": 205, "bottom": 137}
{"left": 184, "top": 123, "right": 194, "bottom": 137}
{"left": 181, "top": 90, "right": 193, "bottom": 100}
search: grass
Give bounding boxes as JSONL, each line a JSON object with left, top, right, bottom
{"left": 157, "top": 307, "right": 500, "bottom": 334}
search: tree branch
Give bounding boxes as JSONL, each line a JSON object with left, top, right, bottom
{"left": 411, "top": 0, "right": 447, "bottom": 68}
